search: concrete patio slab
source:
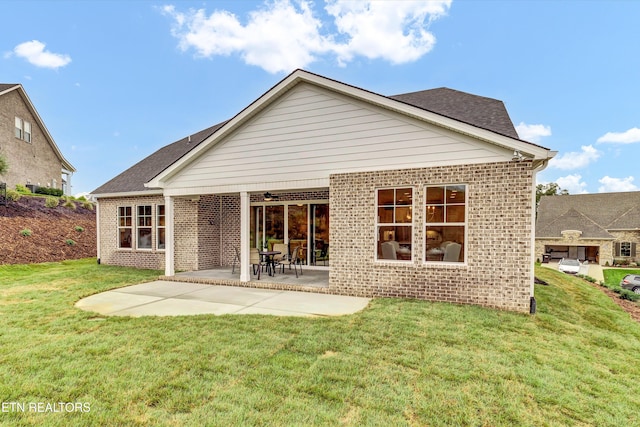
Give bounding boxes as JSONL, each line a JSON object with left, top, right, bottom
{"left": 76, "top": 281, "right": 371, "bottom": 318}
{"left": 75, "top": 291, "right": 163, "bottom": 315}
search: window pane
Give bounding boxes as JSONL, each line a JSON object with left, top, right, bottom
{"left": 378, "top": 189, "right": 395, "bottom": 206}
{"left": 446, "top": 205, "right": 465, "bottom": 222}
{"left": 138, "top": 228, "right": 152, "bottom": 249}
{"left": 378, "top": 206, "right": 394, "bottom": 223}
{"left": 396, "top": 206, "right": 412, "bottom": 223}
{"left": 396, "top": 188, "right": 412, "bottom": 205}
{"left": 426, "top": 226, "right": 464, "bottom": 262}
{"left": 378, "top": 226, "right": 412, "bottom": 260}
{"left": 447, "top": 185, "right": 465, "bottom": 203}
{"left": 157, "top": 205, "right": 165, "bottom": 226}
{"left": 425, "top": 206, "right": 444, "bottom": 223}
{"left": 157, "top": 228, "right": 165, "bottom": 250}
{"left": 426, "top": 186, "right": 445, "bottom": 204}
{"left": 119, "top": 229, "right": 132, "bottom": 248}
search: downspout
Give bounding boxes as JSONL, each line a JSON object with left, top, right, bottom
{"left": 96, "top": 200, "right": 101, "bottom": 264}
{"left": 530, "top": 158, "right": 551, "bottom": 313}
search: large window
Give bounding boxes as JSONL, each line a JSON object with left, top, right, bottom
{"left": 118, "top": 206, "right": 132, "bottom": 248}
{"left": 621, "top": 242, "right": 632, "bottom": 257}
{"left": 376, "top": 188, "right": 413, "bottom": 261}
{"left": 15, "top": 117, "right": 31, "bottom": 142}
{"left": 425, "top": 185, "right": 466, "bottom": 263}
{"left": 137, "top": 205, "right": 152, "bottom": 249}
{"left": 157, "top": 205, "right": 166, "bottom": 250}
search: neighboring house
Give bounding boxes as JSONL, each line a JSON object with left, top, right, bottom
{"left": 93, "top": 69, "right": 555, "bottom": 313}
{"left": 536, "top": 192, "right": 640, "bottom": 265}
{"left": 0, "top": 84, "right": 75, "bottom": 195}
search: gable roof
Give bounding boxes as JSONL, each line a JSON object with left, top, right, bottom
{"left": 0, "top": 83, "right": 76, "bottom": 172}
{"left": 94, "top": 69, "right": 552, "bottom": 196}
{"left": 536, "top": 191, "right": 640, "bottom": 238}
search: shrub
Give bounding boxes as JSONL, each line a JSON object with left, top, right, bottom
{"left": 74, "top": 226, "right": 84, "bottom": 232}
{"left": 77, "top": 196, "right": 87, "bottom": 202}
{"left": 63, "top": 199, "right": 77, "bottom": 210}
{"left": 15, "top": 184, "right": 31, "bottom": 194}
{"left": 35, "top": 187, "right": 64, "bottom": 197}
{"left": 620, "top": 289, "right": 640, "bottom": 302}
{"left": 82, "top": 201, "right": 94, "bottom": 211}
{"left": 65, "top": 239, "right": 76, "bottom": 246}
{"left": 45, "top": 196, "right": 59, "bottom": 208}
{"left": 6, "top": 190, "right": 21, "bottom": 202}
{"left": 20, "top": 229, "right": 32, "bottom": 237}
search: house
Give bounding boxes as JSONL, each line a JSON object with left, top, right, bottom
{"left": 536, "top": 192, "right": 640, "bottom": 265}
{"left": 0, "top": 84, "right": 75, "bottom": 195}
{"left": 93, "top": 69, "right": 555, "bottom": 313}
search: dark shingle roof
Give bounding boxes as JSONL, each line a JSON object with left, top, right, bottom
{"left": 390, "top": 87, "right": 519, "bottom": 139}
{"left": 0, "top": 84, "right": 19, "bottom": 93}
{"left": 536, "top": 192, "right": 640, "bottom": 237}
{"left": 92, "top": 122, "right": 226, "bottom": 194}
{"left": 94, "top": 80, "right": 522, "bottom": 195}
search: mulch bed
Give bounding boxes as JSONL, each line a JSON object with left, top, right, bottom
{"left": 0, "top": 196, "right": 96, "bottom": 265}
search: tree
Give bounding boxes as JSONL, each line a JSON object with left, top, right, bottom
{"left": 536, "top": 182, "right": 568, "bottom": 204}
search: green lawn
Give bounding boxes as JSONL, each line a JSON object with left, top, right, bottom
{"left": 603, "top": 268, "right": 640, "bottom": 287}
{"left": 2, "top": 259, "right": 640, "bottom": 426}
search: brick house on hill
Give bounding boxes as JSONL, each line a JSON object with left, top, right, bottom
{"left": 0, "top": 84, "right": 75, "bottom": 195}
{"left": 93, "top": 69, "right": 555, "bottom": 313}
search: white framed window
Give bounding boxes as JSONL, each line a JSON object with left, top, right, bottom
{"left": 376, "top": 187, "right": 413, "bottom": 261}
{"left": 24, "top": 121, "right": 31, "bottom": 142}
{"left": 137, "top": 205, "right": 152, "bottom": 250}
{"left": 425, "top": 185, "right": 467, "bottom": 263}
{"left": 14, "top": 117, "right": 31, "bottom": 142}
{"left": 15, "top": 117, "right": 23, "bottom": 139}
{"left": 157, "top": 205, "right": 166, "bottom": 250}
{"left": 118, "top": 206, "right": 132, "bottom": 249}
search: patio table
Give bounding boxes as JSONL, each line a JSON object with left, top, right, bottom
{"left": 259, "top": 250, "right": 281, "bottom": 276}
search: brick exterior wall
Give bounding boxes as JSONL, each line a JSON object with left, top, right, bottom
{"left": 329, "top": 161, "right": 535, "bottom": 312}
{"left": 98, "top": 166, "right": 535, "bottom": 312}
{"left": 0, "top": 89, "right": 65, "bottom": 190}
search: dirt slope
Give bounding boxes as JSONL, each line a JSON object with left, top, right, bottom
{"left": 0, "top": 196, "right": 96, "bottom": 265}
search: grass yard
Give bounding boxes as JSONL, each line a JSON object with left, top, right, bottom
{"left": 1, "top": 259, "right": 640, "bottom": 426}
{"left": 603, "top": 268, "right": 640, "bottom": 288}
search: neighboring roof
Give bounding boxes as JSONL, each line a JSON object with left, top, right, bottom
{"left": 390, "top": 88, "right": 519, "bottom": 139}
{"left": 536, "top": 191, "right": 640, "bottom": 238}
{"left": 0, "top": 83, "right": 19, "bottom": 93}
{"left": 94, "top": 69, "right": 549, "bottom": 196}
{"left": 92, "top": 122, "right": 226, "bottom": 194}
{"left": 0, "top": 83, "right": 76, "bottom": 172}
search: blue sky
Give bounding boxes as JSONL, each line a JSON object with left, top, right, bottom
{"left": 2, "top": 0, "right": 640, "bottom": 196}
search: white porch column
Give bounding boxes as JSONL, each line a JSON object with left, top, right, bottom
{"left": 165, "top": 195, "right": 175, "bottom": 277}
{"left": 240, "top": 191, "right": 251, "bottom": 282}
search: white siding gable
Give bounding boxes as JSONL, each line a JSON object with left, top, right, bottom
{"left": 164, "top": 83, "right": 511, "bottom": 194}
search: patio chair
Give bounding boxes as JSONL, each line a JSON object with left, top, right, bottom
{"left": 232, "top": 246, "right": 241, "bottom": 273}
{"left": 250, "top": 248, "right": 265, "bottom": 280}
{"left": 278, "top": 246, "right": 303, "bottom": 277}
{"left": 272, "top": 243, "right": 288, "bottom": 263}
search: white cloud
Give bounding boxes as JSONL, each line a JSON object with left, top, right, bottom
{"left": 515, "top": 122, "right": 551, "bottom": 143}
{"left": 548, "top": 145, "right": 601, "bottom": 170}
{"left": 13, "top": 40, "right": 71, "bottom": 69}
{"left": 161, "top": 0, "right": 451, "bottom": 73}
{"left": 556, "top": 174, "right": 588, "bottom": 194}
{"left": 596, "top": 127, "right": 640, "bottom": 144}
{"left": 325, "top": 0, "right": 450, "bottom": 65}
{"left": 598, "top": 176, "right": 638, "bottom": 193}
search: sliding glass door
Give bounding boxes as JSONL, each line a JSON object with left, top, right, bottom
{"left": 250, "top": 201, "right": 329, "bottom": 267}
